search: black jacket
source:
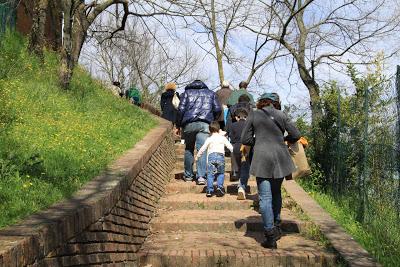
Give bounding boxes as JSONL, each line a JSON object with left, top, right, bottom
{"left": 230, "top": 119, "right": 246, "bottom": 144}
{"left": 160, "top": 89, "right": 179, "bottom": 123}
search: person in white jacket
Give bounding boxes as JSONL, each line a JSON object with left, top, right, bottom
{"left": 195, "top": 121, "right": 233, "bottom": 197}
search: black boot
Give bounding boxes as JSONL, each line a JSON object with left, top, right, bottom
{"left": 262, "top": 228, "right": 277, "bottom": 249}
{"left": 274, "top": 221, "right": 282, "bottom": 241}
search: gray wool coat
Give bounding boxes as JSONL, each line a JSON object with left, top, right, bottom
{"left": 241, "top": 106, "right": 301, "bottom": 179}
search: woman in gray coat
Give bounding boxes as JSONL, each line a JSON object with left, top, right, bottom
{"left": 241, "top": 93, "right": 301, "bottom": 249}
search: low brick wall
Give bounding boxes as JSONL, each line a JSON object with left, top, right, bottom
{"left": 0, "top": 117, "right": 175, "bottom": 267}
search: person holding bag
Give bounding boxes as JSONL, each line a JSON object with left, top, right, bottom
{"left": 241, "top": 92, "right": 301, "bottom": 249}
{"left": 160, "top": 82, "right": 180, "bottom": 125}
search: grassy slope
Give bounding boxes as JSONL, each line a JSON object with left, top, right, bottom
{"left": 0, "top": 32, "right": 157, "bottom": 228}
{"left": 299, "top": 180, "right": 400, "bottom": 267}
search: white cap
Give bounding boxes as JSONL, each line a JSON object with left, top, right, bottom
{"left": 222, "top": 80, "right": 230, "bottom": 88}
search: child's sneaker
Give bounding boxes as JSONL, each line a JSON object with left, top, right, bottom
{"left": 206, "top": 191, "right": 213, "bottom": 197}
{"left": 237, "top": 187, "right": 246, "bottom": 200}
{"left": 197, "top": 177, "right": 206, "bottom": 185}
{"left": 216, "top": 187, "right": 225, "bottom": 197}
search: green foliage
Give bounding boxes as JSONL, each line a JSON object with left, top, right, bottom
{"left": 299, "top": 54, "right": 400, "bottom": 266}
{"left": 300, "top": 180, "right": 400, "bottom": 267}
{"left": 312, "top": 56, "right": 397, "bottom": 193}
{"left": 0, "top": 31, "right": 157, "bottom": 228}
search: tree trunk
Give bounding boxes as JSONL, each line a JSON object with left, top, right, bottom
{"left": 210, "top": 0, "right": 224, "bottom": 85}
{"left": 246, "top": 69, "right": 256, "bottom": 85}
{"left": 59, "top": 0, "right": 73, "bottom": 89}
{"left": 297, "top": 60, "right": 324, "bottom": 159}
{"left": 28, "top": 0, "right": 49, "bottom": 60}
{"left": 48, "top": 0, "right": 63, "bottom": 50}
{"left": 296, "top": 61, "right": 322, "bottom": 124}
{"left": 59, "top": 2, "right": 87, "bottom": 89}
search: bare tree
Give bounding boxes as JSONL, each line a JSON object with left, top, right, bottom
{"left": 83, "top": 17, "right": 201, "bottom": 106}
{"left": 176, "top": 0, "right": 254, "bottom": 85}
{"left": 245, "top": 0, "right": 400, "bottom": 127}
{"left": 26, "top": 0, "right": 185, "bottom": 89}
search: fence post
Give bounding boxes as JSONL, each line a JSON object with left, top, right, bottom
{"left": 0, "top": 1, "right": 17, "bottom": 35}
{"left": 396, "top": 66, "right": 400, "bottom": 218}
{"left": 357, "top": 84, "right": 369, "bottom": 223}
{"left": 335, "top": 89, "right": 342, "bottom": 194}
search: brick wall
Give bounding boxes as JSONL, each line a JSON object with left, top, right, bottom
{"left": 0, "top": 117, "right": 175, "bottom": 267}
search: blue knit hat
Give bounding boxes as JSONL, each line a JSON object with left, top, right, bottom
{"left": 258, "top": 92, "right": 279, "bottom": 102}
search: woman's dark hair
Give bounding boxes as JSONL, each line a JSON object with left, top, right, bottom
{"left": 238, "top": 94, "right": 251, "bottom": 103}
{"left": 256, "top": 98, "right": 280, "bottom": 110}
{"left": 209, "top": 121, "right": 220, "bottom": 133}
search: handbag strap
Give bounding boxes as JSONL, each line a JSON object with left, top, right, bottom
{"left": 260, "top": 108, "right": 285, "bottom": 135}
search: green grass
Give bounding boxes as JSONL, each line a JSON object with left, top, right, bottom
{"left": 299, "top": 179, "right": 400, "bottom": 267}
{"left": 0, "top": 31, "right": 157, "bottom": 228}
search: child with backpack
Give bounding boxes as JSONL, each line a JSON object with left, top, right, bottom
{"left": 195, "top": 121, "right": 233, "bottom": 197}
{"left": 225, "top": 94, "right": 254, "bottom": 181}
{"left": 229, "top": 108, "right": 251, "bottom": 200}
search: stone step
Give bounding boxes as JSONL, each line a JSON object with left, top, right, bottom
{"left": 159, "top": 193, "right": 257, "bottom": 210}
{"left": 171, "top": 170, "right": 235, "bottom": 181}
{"left": 175, "top": 155, "right": 232, "bottom": 161}
{"left": 138, "top": 232, "right": 336, "bottom": 267}
{"left": 151, "top": 209, "right": 304, "bottom": 233}
{"left": 166, "top": 179, "right": 257, "bottom": 194}
{"left": 174, "top": 161, "right": 233, "bottom": 171}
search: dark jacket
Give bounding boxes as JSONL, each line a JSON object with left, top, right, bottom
{"left": 230, "top": 119, "right": 246, "bottom": 144}
{"left": 226, "top": 102, "right": 254, "bottom": 134}
{"left": 177, "top": 80, "right": 222, "bottom": 127}
{"left": 241, "top": 106, "right": 301, "bottom": 178}
{"left": 216, "top": 87, "right": 233, "bottom": 122}
{"left": 160, "top": 89, "right": 179, "bottom": 123}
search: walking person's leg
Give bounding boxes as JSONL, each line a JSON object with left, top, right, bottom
{"left": 231, "top": 143, "right": 241, "bottom": 181}
{"left": 215, "top": 153, "right": 225, "bottom": 197}
{"left": 256, "top": 177, "right": 277, "bottom": 248}
{"left": 182, "top": 123, "right": 197, "bottom": 181}
{"left": 271, "top": 178, "right": 284, "bottom": 225}
{"left": 271, "top": 178, "right": 284, "bottom": 240}
{"left": 195, "top": 122, "right": 210, "bottom": 185}
{"left": 238, "top": 154, "right": 251, "bottom": 200}
{"left": 206, "top": 157, "right": 215, "bottom": 197}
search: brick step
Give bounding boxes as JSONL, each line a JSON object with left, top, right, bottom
{"left": 175, "top": 155, "right": 232, "bottom": 161}
{"left": 174, "top": 161, "right": 233, "bottom": 171}
{"left": 166, "top": 179, "right": 258, "bottom": 194}
{"left": 159, "top": 192, "right": 257, "bottom": 210}
{"left": 171, "top": 169, "right": 234, "bottom": 180}
{"left": 138, "top": 232, "right": 336, "bottom": 267}
{"left": 151, "top": 209, "right": 305, "bottom": 233}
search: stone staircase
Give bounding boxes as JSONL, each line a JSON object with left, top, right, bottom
{"left": 137, "top": 143, "right": 337, "bottom": 266}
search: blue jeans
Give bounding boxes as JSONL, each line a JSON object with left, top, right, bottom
{"left": 183, "top": 121, "right": 209, "bottom": 180}
{"left": 207, "top": 153, "right": 225, "bottom": 193}
{"left": 232, "top": 143, "right": 251, "bottom": 190}
{"left": 239, "top": 160, "right": 250, "bottom": 190}
{"left": 256, "top": 177, "right": 284, "bottom": 231}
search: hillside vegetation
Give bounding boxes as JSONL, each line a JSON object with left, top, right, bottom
{"left": 0, "top": 32, "right": 157, "bottom": 228}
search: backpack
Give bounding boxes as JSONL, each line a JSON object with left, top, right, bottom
{"left": 128, "top": 88, "right": 141, "bottom": 104}
{"left": 172, "top": 92, "right": 180, "bottom": 109}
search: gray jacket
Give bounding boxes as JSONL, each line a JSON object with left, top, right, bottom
{"left": 241, "top": 106, "right": 301, "bottom": 178}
